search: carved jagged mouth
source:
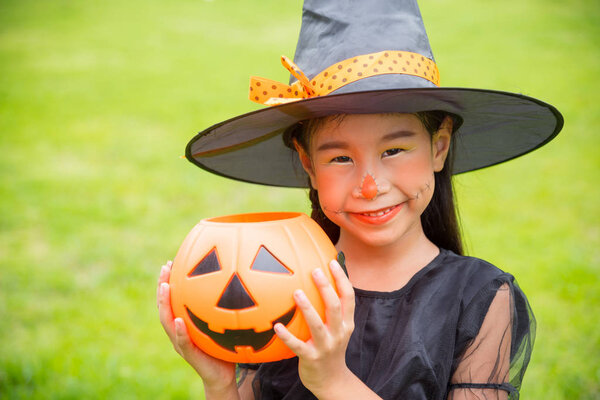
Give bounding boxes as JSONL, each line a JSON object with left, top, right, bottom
{"left": 186, "top": 306, "right": 297, "bottom": 352}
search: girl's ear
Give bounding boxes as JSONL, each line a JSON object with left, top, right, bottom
{"left": 293, "top": 139, "right": 318, "bottom": 189}
{"left": 431, "top": 116, "right": 453, "bottom": 172}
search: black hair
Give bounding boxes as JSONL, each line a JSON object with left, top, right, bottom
{"left": 414, "top": 111, "right": 463, "bottom": 255}
{"left": 284, "top": 111, "right": 463, "bottom": 255}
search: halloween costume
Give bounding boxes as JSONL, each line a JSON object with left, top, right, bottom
{"left": 184, "top": 0, "right": 559, "bottom": 398}
{"left": 242, "top": 250, "right": 534, "bottom": 400}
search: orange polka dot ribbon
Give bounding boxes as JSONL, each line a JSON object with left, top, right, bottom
{"left": 249, "top": 51, "right": 440, "bottom": 106}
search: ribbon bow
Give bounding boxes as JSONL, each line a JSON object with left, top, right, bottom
{"left": 249, "top": 51, "right": 440, "bottom": 106}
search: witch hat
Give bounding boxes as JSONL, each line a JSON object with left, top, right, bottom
{"left": 185, "top": 0, "right": 563, "bottom": 187}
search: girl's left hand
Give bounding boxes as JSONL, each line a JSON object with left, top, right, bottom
{"left": 274, "top": 259, "right": 356, "bottom": 399}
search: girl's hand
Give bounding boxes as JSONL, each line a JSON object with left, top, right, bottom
{"left": 274, "top": 259, "right": 356, "bottom": 399}
{"left": 157, "top": 261, "right": 239, "bottom": 399}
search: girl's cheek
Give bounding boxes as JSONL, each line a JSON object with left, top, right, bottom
{"left": 315, "top": 172, "right": 341, "bottom": 188}
{"left": 393, "top": 159, "right": 435, "bottom": 197}
{"left": 393, "top": 164, "right": 424, "bottom": 185}
{"left": 315, "top": 167, "right": 355, "bottom": 192}
{"left": 395, "top": 153, "right": 433, "bottom": 178}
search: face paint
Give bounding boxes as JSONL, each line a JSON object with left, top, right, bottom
{"left": 306, "top": 114, "right": 444, "bottom": 249}
{"left": 322, "top": 205, "right": 344, "bottom": 215}
{"left": 413, "top": 178, "right": 434, "bottom": 200}
{"left": 361, "top": 173, "right": 378, "bottom": 200}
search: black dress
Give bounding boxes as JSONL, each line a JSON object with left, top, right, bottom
{"left": 242, "top": 249, "right": 535, "bottom": 399}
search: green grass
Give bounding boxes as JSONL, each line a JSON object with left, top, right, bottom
{"left": 1, "top": 0, "right": 598, "bottom": 398}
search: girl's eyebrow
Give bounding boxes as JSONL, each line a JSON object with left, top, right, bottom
{"left": 381, "top": 130, "right": 416, "bottom": 141}
{"left": 315, "top": 140, "right": 349, "bottom": 152}
{"left": 315, "top": 130, "right": 416, "bottom": 152}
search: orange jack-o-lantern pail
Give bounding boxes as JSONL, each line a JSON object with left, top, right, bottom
{"left": 169, "top": 212, "right": 338, "bottom": 363}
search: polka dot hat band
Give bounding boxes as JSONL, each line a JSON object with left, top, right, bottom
{"left": 250, "top": 51, "right": 440, "bottom": 106}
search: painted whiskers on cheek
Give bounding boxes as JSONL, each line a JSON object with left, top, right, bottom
{"left": 323, "top": 206, "right": 345, "bottom": 215}
{"left": 412, "top": 178, "right": 433, "bottom": 200}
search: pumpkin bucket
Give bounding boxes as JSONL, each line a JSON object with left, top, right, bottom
{"left": 169, "top": 212, "right": 338, "bottom": 363}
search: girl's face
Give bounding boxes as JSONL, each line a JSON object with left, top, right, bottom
{"left": 297, "top": 113, "right": 452, "bottom": 249}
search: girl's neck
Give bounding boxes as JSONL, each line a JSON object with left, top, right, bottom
{"left": 336, "top": 226, "right": 440, "bottom": 292}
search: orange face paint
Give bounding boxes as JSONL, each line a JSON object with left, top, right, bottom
{"left": 361, "top": 174, "right": 378, "bottom": 200}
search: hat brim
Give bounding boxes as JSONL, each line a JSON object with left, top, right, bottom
{"left": 186, "top": 87, "right": 563, "bottom": 188}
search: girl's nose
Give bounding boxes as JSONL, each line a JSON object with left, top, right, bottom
{"left": 361, "top": 174, "right": 378, "bottom": 199}
{"left": 352, "top": 172, "right": 390, "bottom": 200}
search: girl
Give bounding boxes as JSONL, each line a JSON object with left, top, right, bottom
{"left": 158, "top": 0, "right": 562, "bottom": 399}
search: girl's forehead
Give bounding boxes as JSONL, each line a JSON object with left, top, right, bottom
{"left": 311, "top": 113, "right": 426, "bottom": 145}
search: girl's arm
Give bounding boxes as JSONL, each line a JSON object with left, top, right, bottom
{"left": 447, "top": 283, "right": 512, "bottom": 400}
{"left": 158, "top": 261, "right": 255, "bottom": 400}
{"left": 274, "top": 260, "right": 383, "bottom": 400}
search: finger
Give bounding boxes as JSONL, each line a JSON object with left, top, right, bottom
{"left": 329, "top": 260, "right": 355, "bottom": 328}
{"left": 294, "top": 289, "right": 329, "bottom": 345}
{"left": 312, "top": 268, "right": 343, "bottom": 335}
{"left": 158, "top": 282, "right": 177, "bottom": 344}
{"left": 163, "top": 260, "right": 173, "bottom": 279}
{"left": 157, "top": 261, "right": 172, "bottom": 284}
{"left": 274, "top": 322, "right": 311, "bottom": 358}
{"left": 156, "top": 261, "right": 172, "bottom": 308}
{"left": 174, "top": 317, "right": 198, "bottom": 357}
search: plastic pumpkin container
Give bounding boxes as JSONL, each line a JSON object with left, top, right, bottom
{"left": 169, "top": 212, "right": 337, "bottom": 363}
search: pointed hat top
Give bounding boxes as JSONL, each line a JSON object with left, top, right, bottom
{"left": 293, "top": 0, "right": 436, "bottom": 92}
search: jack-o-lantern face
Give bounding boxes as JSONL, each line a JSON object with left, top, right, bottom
{"left": 169, "top": 212, "right": 337, "bottom": 363}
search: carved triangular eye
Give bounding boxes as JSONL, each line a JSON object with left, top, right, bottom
{"left": 188, "top": 248, "right": 221, "bottom": 277}
{"left": 250, "top": 246, "right": 292, "bottom": 274}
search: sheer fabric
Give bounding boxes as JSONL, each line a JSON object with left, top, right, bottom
{"left": 241, "top": 249, "right": 535, "bottom": 399}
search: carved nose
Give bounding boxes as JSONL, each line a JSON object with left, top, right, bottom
{"left": 217, "top": 273, "right": 256, "bottom": 310}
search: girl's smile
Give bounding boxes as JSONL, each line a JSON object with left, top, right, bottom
{"left": 347, "top": 203, "right": 404, "bottom": 225}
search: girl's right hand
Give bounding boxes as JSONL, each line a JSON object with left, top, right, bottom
{"left": 157, "top": 261, "right": 239, "bottom": 398}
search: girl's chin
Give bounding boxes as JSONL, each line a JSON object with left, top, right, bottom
{"left": 343, "top": 231, "right": 403, "bottom": 249}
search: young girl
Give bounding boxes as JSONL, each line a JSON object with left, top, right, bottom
{"left": 158, "top": 0, "right": 562, "bottom": 399}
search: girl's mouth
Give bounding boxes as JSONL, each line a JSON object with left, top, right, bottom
{"left": 350, "top": 203, "right": 404, "bottom": 225}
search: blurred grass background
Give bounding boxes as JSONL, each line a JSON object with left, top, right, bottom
{"left": 0, "top": 0, "right": 598, "bottom": 398}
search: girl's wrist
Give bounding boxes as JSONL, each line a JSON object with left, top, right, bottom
{"left": 203, "top": 378, "right": 240, "bottom": 400}
{"left": 309, "top": 366, "right": 355, "bottom": 400}
{"left": 311, "top": 367, "right": 382, "bottom": 400}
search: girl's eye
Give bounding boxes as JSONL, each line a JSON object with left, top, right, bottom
{"left": 330, "top": 155, "right": 352, "bottom": 163}
{"left": 382, "top": 148, "right": 404, "bottom": 157}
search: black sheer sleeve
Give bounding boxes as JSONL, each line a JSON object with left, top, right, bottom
{"left": 448, "top": 278, "right": 535, "bottom": 400}
{"left": 236, "top": 364, "right": 260, "bottom": 399}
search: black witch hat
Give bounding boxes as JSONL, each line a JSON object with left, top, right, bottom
{"left": 185, "top": 0, "right": 563, "bottom": 187}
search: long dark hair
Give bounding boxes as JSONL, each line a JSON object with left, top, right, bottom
{"left": 284, "top": 111, "right": 463, "bottom": 255}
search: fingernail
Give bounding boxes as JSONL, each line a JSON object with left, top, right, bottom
{"left": 160, "top": 282, "right": 168, "bottom": 295}
{"left": 175, "top": 318, "right": 183, "bottom": 332}
{"left": 312, "top": 268, "right": 324, "bottom": 278}
{"left": 167, "top": 260, "right": 173, "bottom": 267}
{"left": 294, "top": 289, "right": 307, "bottom": 302}
{"left": 329, "top": 260, "right": 341, "bottom": 271}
